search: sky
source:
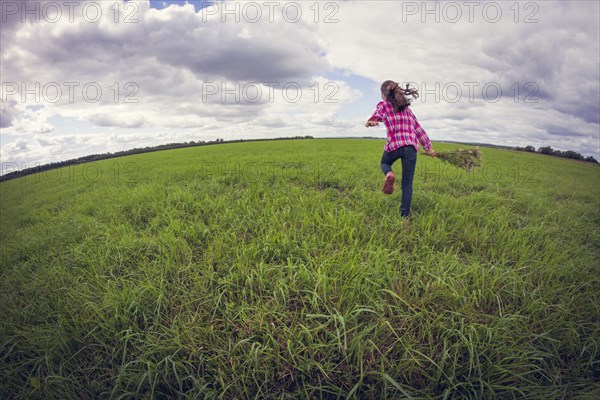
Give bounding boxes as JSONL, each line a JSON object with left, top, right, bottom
{"left": 1, "top": 0, "right": 599, "bottom": 172}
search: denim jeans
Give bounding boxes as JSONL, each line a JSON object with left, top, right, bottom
{"left": 381, "top": 145, "right": 417, "bottom": 217}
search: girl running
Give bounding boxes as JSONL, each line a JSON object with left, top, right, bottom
{"left": 366, "top": 80, "right": 436, "bottom": 217}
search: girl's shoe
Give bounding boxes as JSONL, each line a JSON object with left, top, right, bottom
{"left": 382, "top": 172, "right": 395, "bottom": 194}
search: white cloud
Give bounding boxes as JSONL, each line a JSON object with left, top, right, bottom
{"left": 318, "top": 0, "right": 599, "bottom": 156}
{"left": 0, "top": 0, "right": 598, "bottom": 168}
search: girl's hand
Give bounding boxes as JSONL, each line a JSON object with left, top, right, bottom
{"left": 425, "top": 149, "right": 437, "bottom": 157}
{"left": 365, "top": 120, "right": 379, "bottom": 127}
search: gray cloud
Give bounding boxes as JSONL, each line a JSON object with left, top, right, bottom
{"left": 320, "top": 1, "right": 599, "bottom": 155}
{"left": 481, "top": 23, "right": 599, "bottom": 124}
{"left": 3, "top": 1, "right": 327, "bottom": 84}
{"left": 0, "top": 0, "right": 339, "bottom": 141}
{"left": 1, "top": 0, "right": 598, "bottom": 165}
{"left": 544, "top": 125, "right": 588, "bottom": 138}
{"left": 89, "top": 113, "right": 146, "bottom": 128}
{"left": 0, "top": 0, "right": 36, "bottom": 52}
{"left": 0, "top": 99, "right": 17, "bottom": 128}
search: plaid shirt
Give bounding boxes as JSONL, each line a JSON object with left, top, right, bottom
{"left": 369, "top": 101, "right": 432, "bottom": 152}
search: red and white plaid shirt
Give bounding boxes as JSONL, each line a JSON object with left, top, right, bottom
{"left": 369, "top": 101, "right": 432, "bottom": 153}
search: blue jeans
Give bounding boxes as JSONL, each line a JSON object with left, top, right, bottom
{"left": 381, "top": 145, "right": 417, "bottom": 217}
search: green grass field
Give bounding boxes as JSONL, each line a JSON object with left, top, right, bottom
{"left": 1, "top": 139, "right": 599, "bottom": 399}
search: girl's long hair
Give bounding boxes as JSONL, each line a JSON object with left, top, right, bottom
{"left": 381, "top": 80, "right": 419, "bottom": 112}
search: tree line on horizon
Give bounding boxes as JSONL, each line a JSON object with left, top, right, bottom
{"left": 0, "top": 136, "right": 314, "bottom": 182}
{"left": 514, "top": 145, "right": 598, "bottom": 164}
{"left": 1, "top": 137, "right": 597, "bottom": 182}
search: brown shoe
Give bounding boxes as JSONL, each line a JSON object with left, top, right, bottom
{"left": 382, "top": 172, "right": 395, "bottom": 194}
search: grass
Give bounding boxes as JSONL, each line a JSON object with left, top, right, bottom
{"left": 1, "top": 139, "right": 599, "bottom": 399}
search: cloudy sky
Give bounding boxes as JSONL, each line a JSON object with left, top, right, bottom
{"left": 1, "top": 0, "right": 599, "bottom": 170}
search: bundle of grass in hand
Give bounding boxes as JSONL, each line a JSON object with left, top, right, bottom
{"left": 434, "top": 147, "right": 482, "bottom": 172}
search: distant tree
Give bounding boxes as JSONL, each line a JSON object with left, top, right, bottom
{"left": 524, "top": 145, "right": 536, "bottom": 152}
{"left": 561, "top": 150, "right": 584, "bottom": 160}
{"left": 585, "top": 156, "right": 598, "bottom": 164}
{"left": 538, "top": 146, "right": 554, "bottom": 155}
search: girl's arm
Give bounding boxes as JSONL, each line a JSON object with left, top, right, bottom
{"left": 415, "top": 124, "right": 432, "bottom": 150}
{"left": 417, "top": 128, "right": 436, "bottom": 156}
{"left": 365, "top": 101, "right": 386, "bottom": 127}
{"left": 410, "top": 109, "right": 436, "bottom": 156}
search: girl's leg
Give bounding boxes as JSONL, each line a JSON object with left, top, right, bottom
{"left": 400, "top": 146, "right": 417, "bottom": 217}
{"left": 380, "top": 150, "right": 395, "bottom": 175}
{"left": 381, "top": 149, "right": 402, "bottom": 174}
{"left": 381, "top": 149, "right": 401, "bottom": 194}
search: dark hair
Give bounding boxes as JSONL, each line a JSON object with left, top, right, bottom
{"left": 381, "top": 80, "right": 419, "bottom": 112}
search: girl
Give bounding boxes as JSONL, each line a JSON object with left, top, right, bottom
{"left": 366, "top": 80, "right": 436, "bottom": 218}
